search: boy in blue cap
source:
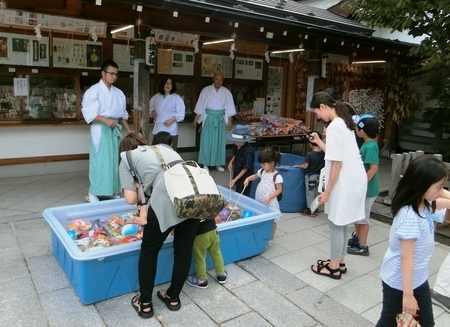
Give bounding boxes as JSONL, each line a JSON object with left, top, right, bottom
{"left": 347, "top": 114, "right": 380, "bottom": 256}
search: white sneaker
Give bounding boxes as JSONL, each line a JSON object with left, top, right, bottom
{"left": 86, "top": 193, "right": 99, "bottom": 203}
{"left": 203, "top": 165, "right": 209, "bottom": 172}
{"left": 216, "top": 166, "right": 225, "bottom": 172}
{"left": 111, "top": 195, "right": 121, "bottom": 199}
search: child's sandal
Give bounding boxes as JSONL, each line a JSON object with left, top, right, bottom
{"left": 131, "top": 294, "right": 154, "bottom": 319}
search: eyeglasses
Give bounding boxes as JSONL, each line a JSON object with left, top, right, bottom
{"left": 104, "top": 71, "right": 119, "bottom": 77}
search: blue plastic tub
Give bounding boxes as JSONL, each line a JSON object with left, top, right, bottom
{"left": 42, "top": 185, "right": 281, "bottom": 304}
{"left": 249, "top": 152, "right": 307, "bottom": 212}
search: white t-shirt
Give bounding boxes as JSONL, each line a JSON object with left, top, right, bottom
{"left": 324, "top": 118, "right": 366, "bottom": 225}
{"left": 380, "top": 205, "right": 434, "bottom": 290}
{"left": 255, "top": 169, "right": 283, "bottom": 209}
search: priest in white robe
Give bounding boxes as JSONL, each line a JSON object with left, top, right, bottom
{"left": 81, "top": 60, "right": 132, "bottom": 203}
{"left": 192, "top": 73, "right": 236, "bottom": 172}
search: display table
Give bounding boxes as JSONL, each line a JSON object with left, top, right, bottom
{"left": 252, "top": 134, "right": 308, "bottom": 154}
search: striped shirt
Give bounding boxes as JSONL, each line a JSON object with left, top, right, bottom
{"left": 380, "top": 205, "right": 434, "bottom": 290}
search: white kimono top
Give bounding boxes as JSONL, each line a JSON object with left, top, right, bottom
{"left": 193, "top": 84, "right": 236, "bottom": 125}
{"left": 149, "top": 93, "right": 185, "bottom": 135}
{"left": 81, "top": 79, "right": 128, "bottom": 151}
{"left": 324, "top": 118, "right": 367, "bottom": 226}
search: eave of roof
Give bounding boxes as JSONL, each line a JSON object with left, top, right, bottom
{"left": 141, "top": 0, "right": 374, "bottom": 37}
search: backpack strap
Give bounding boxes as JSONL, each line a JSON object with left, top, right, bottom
{"left": 125, "top": 150, "right": 147, "bottom": 205}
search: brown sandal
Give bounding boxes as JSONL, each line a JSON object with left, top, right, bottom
{"left": 131, "top": 294, "right": 153, "bottom": 319}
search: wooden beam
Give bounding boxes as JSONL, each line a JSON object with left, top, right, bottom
{"left": 0, "top": 154, "right": 89, "bottom": 166}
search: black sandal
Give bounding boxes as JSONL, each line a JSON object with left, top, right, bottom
{"left": 316, "top": 259, "right": 347, "bottom": 274}
{"left": 311, "top": 262, "right": 342, "bottom": 280}
{"left": 131, "top": 294, "right": 154, "bottom": 319}
{"left": 157, "top": 289, "right": 181, "bottom": 311}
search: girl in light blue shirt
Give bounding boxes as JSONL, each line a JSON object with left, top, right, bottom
{"left": 377, "top": 155, "right": 448, "bottom": 327}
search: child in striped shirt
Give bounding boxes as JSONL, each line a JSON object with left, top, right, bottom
{"left": 376, "top": 155, "right": 448, "bottom": 327}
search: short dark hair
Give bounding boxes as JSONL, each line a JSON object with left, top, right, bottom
{"left": 357, "top": 117, "right": 379, "bottom": 139}
{"left": 152, "top": 131, "right": 173, "bottom": 146}
{"left": 101, "top": 60, "right": 118, "bottom": 72}
{"left": 158, "top": 76, "right": 177, "bottom": 95}
{"left": 392, "top": 155, "right": 448, "bottom": 217}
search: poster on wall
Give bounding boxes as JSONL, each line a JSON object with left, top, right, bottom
{"left": 52, "top": 38, "right": 102, "bottom": 69}
{"left": 157, "top": 49, "right": 194, "bottom": 76}
{"left": 235, "top": 57, "right": 263, "bottom": 80}
{"left": 0, "top": 32, "right": 49, "bottom": 67}
{"left": 266, "top": 67, "right": 283, "bottom": 116}
{"left": 201, "top": 54, "right": 233, "bottom": 78}
{"left": 113, "top": 44, "right": 134, "bottom": 72}
{"left": 1, "top": 9, "right": 106, "bottom": 36}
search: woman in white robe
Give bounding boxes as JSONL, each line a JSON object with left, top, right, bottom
{"left": 149, "top": 76, "right": 185, "bottom": 151}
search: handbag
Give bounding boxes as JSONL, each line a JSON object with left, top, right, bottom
{"left": 150, "top": 146, "right": 228, "bottom": 219}
{"left": 396, "top": 313, "right": 421, "bottom": 327}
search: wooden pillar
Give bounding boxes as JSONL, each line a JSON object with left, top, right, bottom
{"left": 133, "top": 24, "right": 151, "bottom": 139}
{"left": 285, "top": 60, "right": 296, "bottom": 118}
{"left": 305, "top": 49, "right": 322, "bottom": 131}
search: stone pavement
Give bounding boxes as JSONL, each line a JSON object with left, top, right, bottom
{"left": 1, "top": 157, "right": 450, "bottom": 326}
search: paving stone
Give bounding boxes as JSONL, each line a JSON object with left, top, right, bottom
{"left": 277, "top": 214, "right": 325, "bottom": 234}
{"left": 40, "top": 288, "right": 105, "bottom": 327}
{"left": 237, "top": 256, "right": 307, "bottom": 295}
{"left": 215, "top": 263, "right": 257, "bottom": 290}
{"left": 232, "top": 281, "right": 318, "bottom": 327}
{"left": 0, "top": 246, "right": 28, "bottom": 282}
{"left": 0, "top": 277, "right": 47, "bottom": 327}
{"left": 275, "top": 228, "right": 328, "bottom": 252}
{"left": 326, "top": 274, "right": 382, "bottom": 314}
{"left": 27, "top": 253, "right": 71, "bottom": 294}
{"left": 183, "top": 276, "right": 250, "bottom": 323}
{"left": 0, "top": 222, "right": 18, "bottom": 249}
{"left": 288, "top": 286, "right": 374, "bottom": 327}
{"left": 13, "top": 218, "right": 53, "bottom": 258}
{"left": 96, "top": 294, "right": 162, "bottom": 327}
{"left": 221, "top": 312, "right": 274, "bottom": 327}
{"left": 153, "top": 301, "right": 218, "bottom": 327}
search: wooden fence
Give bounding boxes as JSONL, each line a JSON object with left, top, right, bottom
{"left": 384, "top": 151, "right": 445, "bottom": 205}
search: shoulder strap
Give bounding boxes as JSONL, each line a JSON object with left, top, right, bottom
{"left": 126, "top": 150, "right": 140, "bottom": 184}
{"left": 150, "top": 145, "right": 167, "bottom": 169}
{"left": 273, "top": 172, "right": 279, "bottom": 183}
{"left": 125, "top": 150, "right": 147, "bottom": 204}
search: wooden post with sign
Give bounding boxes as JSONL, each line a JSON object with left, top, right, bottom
{"left": 132, "top": 24, "right": 151, "bottom": 139}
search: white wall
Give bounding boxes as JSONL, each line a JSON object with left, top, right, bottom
{"left": 1, "top": 125, "right": 90, "bottom": 159}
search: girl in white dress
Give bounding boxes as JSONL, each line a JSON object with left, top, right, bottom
{"left": 244, "top": 147, "right": 283, "bottom": 247}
